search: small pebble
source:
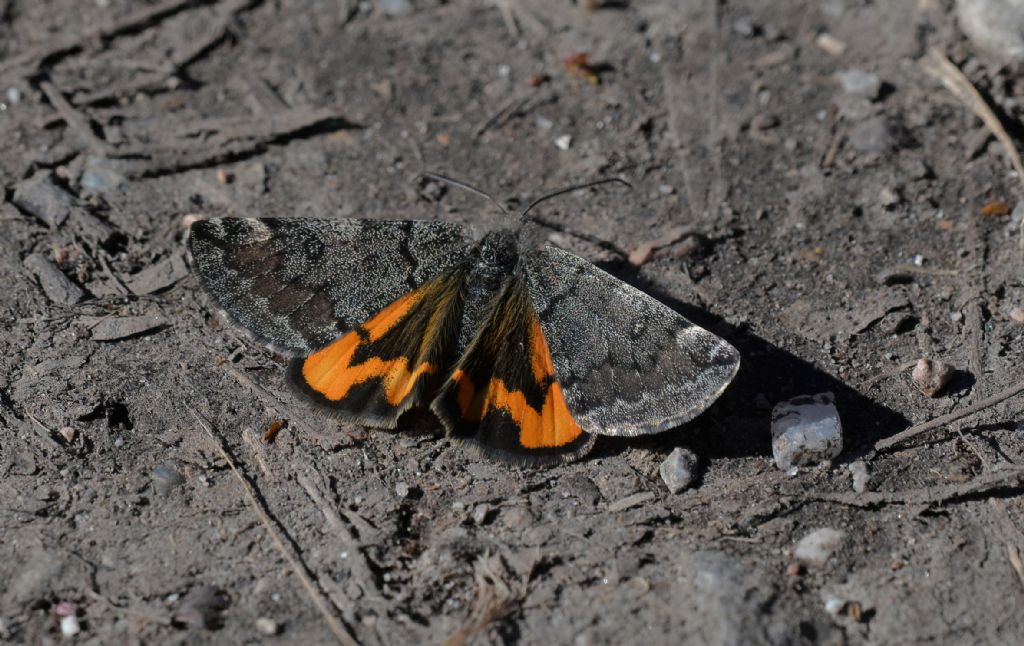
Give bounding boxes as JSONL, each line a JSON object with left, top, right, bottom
{"left": 555, "top": 134, "right": 573, "bottom": 150}
{"left": 5, "top": 86, "right": 21, "bottom": 104}
{"left": 848, "top": 461, "right": 869, "bottom": 493}
{"left": 659, "top": 447, "right": 698, "bottom": 494}
{"left": 815, "top": 32, "right": 847, "bottom": 56}
{"left": 60, "top": 615, "right": 81, "bottom": 637}
{"left": 911, "top": 358, "right": 954, "bottom": 397}
{"left": 750, "top": 113, "right": 779, "bottom": 131}
{"left": 733, "top": 15, "right": 756, "bottom": 38}
{"left": 770, "top": 392, "right": 843, "bottom": 470}
{"left": 956, "top": 0, "right": 1024, "bottom": 63}
{"left": 472, "top": 503, "right": 491, "bottom": 525}
{"left": 794, "top": 528, "right": 845, "bottom": 567}
{"left": 785, "top": 562, "right": 803, "bottom": 577}
{"left": 395, "top": 481, "right": 410, "bottom": 498}
{"left": 834, "top": 70, "right": 882, "bottom": 100}
{"left": 59, "top": 427, "right": 76, "bottom": 444}
{"left": 823, "top": 596, "right": 846, "bottom": 618}
{"left": 535, "top": 116, "right": 553, "bottom": 130}
{"left": 879, "top": 187, "right": 900, "bottom": 207}
{"left": 255, "top": 617, "right": 280, "bottom": 635}
{"left": 848, "top": 116, "right": 895, "bottom": 153}
{"left": 377, "top": 0, "right": 413, "bottom": 16}
{"left": 152, "top": 464, "right": 185, "bottom": 496}
{"left": 1009, "top": 306, "right": 1024, "bottom": 324}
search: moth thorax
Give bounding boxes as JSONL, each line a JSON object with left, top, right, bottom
{"left": 477, "top": 230, "right": 519, "bottom": 272}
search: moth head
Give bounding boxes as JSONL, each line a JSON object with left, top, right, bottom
{"left": 477, "top": 229, "right": 519, "bottom": 268}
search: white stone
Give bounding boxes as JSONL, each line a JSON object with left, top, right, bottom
{"left": 957, "top": 0, "right": 1024, "bottom": 63}
{"left": 834, "top": 70, "right": 882, "bottom": 99}
{"left": 794, "top": 528, "right": 846, "bottom": 567}
{"left": 555, "top": 134, "right": 573, "bottom": 150}
{"left": 848, "top": 461, "right": 869, "bottom": 493}
{"left": 771, "top": 392, "right": 843, "bottom": 470}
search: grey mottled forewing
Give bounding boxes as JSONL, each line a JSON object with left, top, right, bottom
{"left": 524, "top": 246, "right": 740, "bottom": 437}
{"left": 188, "top": 218, "right": 472, "bottom": 355}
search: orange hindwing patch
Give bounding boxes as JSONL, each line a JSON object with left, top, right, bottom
{"left": 431, "top": 278, "right": 593, "bottom": 464}
{"left": 289, "top": 268, "right": 465, "bottom": 427}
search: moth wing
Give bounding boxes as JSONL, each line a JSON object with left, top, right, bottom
{"left": 431, "top": 277, "right": 594, "bottom": 464}
{"left": 188, "top": 218, "right": 472, "bottom": 355}
{"left": 524, "top": 246, "right": 739, "bottom": 437}
{"left": 289, "top": 266, "right": 467, "bottom": 428}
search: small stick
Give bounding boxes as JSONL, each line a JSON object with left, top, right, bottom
{"left": 922, "top": 48, "right": 1024, "bottom": 187}
{"left": 801, "top": 466, "right": 1024, "bottom": 508}
{"left": 875, "top": 380, "right": 1024, "bottom": 451}
{"left": 188, "top": 406, "right": 359, "bottom": 646}
{"left": 859, "top": 360, "right": 919, "bottom": 390}
{"left": 38, "top": 80, "right": 113, "bottom": 153}
{"left": 0, "top": 0, "right": 198, "bottom": 76}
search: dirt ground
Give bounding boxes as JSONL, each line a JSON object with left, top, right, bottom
{"left": 3, "top": 0, "right": 1024, "bottom": 643}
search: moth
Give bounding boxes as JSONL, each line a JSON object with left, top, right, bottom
{"left": 187, "top": 176, "right": 739, "bottom": 464}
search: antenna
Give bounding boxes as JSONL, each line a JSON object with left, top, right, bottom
{"left": 518, "top": 177, "right": 632, "bottom": 220}
{"left": 420, "top": 172, "right": 508, "bottom": 215}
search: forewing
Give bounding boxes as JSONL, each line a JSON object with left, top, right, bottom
{"left": 188, "top": 218, "right": 471, "bottom": 354}
{"left": 288, "top": 266, "right": 467, "bottom": 428}
{"left": 431, "top": 277, "right": 594, "bottom": 465}
{"left": 524, "top": 246, "right": 739, "bottom": 437}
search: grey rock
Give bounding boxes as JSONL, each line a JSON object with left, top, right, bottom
{"left": 23, "top": 253, "right": 85, "bottom": 305}
{"left": 125, "top": 255, "right": 189, "bottom": 295}
{"left": 834, "top": 70, "right": 882, "bottom": 100}
{"left": 152, "top": 464, "right": 185, "bottom": 495}
{"left": 88, "top": 314, "right": 169, "bottom": 341}
{"left": 848, "top": 116, "right": 896, "bottom": 153}
{"left": 733, "top": 15, "right": 756, "bottom": 38}
{"left": 12, "top": 171, "right": 74, "bottom": 228}
{"left": 956, "top": 0, "right": 1024, "bottom": 63}
{"left": 659, "top": 447, "right": 699, "bottom": 494}
{"left": 794, "top": 528, "right": 846, "bottom": 567}
{"left": 80, "top": 155, "right": 129, "bottom": 193}
{"left": 771, "top": 392, "right": 843, "bottom": 470}
{"left": 378, "top": 0, "right": 413, "bottom": 16}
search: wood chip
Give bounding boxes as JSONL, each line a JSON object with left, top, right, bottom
{"left": 85, "top": 315, "right": 169, "bottom": 341}
{"left": 125, "top": 255, "right": 189, "bottom": 294}
{"left": 23, "top": 253, "right": 85, "bottom": 305}
{"left": 606, "top": 491, "right": 655, "bottom": 512}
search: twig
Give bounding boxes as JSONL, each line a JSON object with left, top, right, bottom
{"left": 859, "top": 360, "right": 919, "bottom": 390}
{"left": 23, "top": 411, "right": 62, "bottom": 448}
{"left": 990, "top": 498, "right": 1024, "bottom": 590}
{"left": 188, "top": 406, "right": 359, "bottom": 646}
{"left": 494, "top": 0, "right": 519, "bottom": 39}
{"left": 240, "top": 427, "right": 274, "bottom": 480}
{"left": 800, "top": 466, "right": 1024, "bottom": 508}
{"left": 922, "top": 48, "right": 1024, "bottom": 187}
{"left": 876, "top": 379, "right": 1024, "bottom": 451}
{"left": 38, "top": 80, "right": 113, "bottom": 153}
{"left": 821, "top": 124, "right": 845, "bottom": 168}
{"left": 473, "top": 90, "right": 534, "bottom": 139}
{"left": 296, "top": 474, "right": 384, "bottom": 604}
{"left": 0, "top": 0, "right": 202, "bottom": 77}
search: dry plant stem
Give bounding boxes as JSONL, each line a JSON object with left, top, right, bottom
{"left": 0, "top": 0, "right": 201, "bottom": 76}
{"left": 801, "top": 466, "right": 1024, "bottom": 508}
{"left": 922, "top": 49, "right": 1024, "bottom": 186}
{"left": 38, "top": 80, "right": 112, "bottom": 153}
{"left": 188, "top": 406, "right": 360, "bottom": 646}
{"left": 875, "top": 380, "right": 1024, "bottom": 451}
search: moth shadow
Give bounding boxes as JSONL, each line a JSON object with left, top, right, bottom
{"left": 587, "top": 260, "right": 909, "bottom": 462}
